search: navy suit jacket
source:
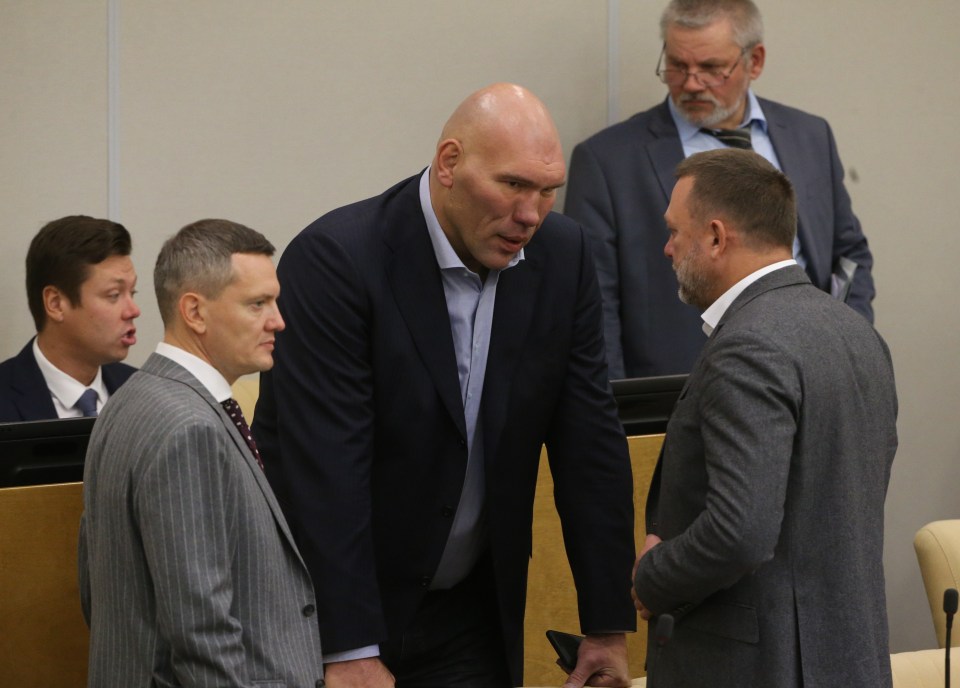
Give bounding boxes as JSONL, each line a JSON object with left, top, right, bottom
{"left": 0, "top": 339, "right": 136, "bottom": 422}
{"left": 253, "top": 174, "right": 636, "bottom": 684}
{"left": 564, "top": 97, "right": 874, "bottom": 378}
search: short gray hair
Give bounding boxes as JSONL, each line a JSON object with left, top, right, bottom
{"left": 660, "top": 0, "right": 764, "bottom": 49}
{"left": 154, "top": 219, "right": 275, "bottom": 326}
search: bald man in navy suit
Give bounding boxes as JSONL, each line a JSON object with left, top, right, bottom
{"left": 255, "top": 84, "right": 635, "bottom": 688}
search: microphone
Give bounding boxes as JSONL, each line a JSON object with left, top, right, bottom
{"left": 945, "top": 588, "right": 957, "bottom": 688}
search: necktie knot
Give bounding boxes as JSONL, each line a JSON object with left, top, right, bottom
{"left": 221, "top": 398, "right": 264, "bottom": 471}
{"left": 75, "top": 388, "right": 99, "bottom": 417}
{"left": 700, "top": 125, "right": 753, "bottom": 150}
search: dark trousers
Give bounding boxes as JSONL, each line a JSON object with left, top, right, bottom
{"left": 380, "top": 558, "right": 512, "bottom": 688}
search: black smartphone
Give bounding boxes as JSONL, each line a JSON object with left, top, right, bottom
{"left": 545, "top": 629, "right": 584, "bottom": 673}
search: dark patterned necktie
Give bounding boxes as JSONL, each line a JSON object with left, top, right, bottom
{"left": 75, "top": 388, "right": 99, "bottom": 417}
{"left": 221, "top": 398, "right": 264, "bottom": 470}
{"left": 700, "top": 125, "right": 753, "bottom": 150}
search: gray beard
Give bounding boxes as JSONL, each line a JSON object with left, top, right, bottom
{"left": 674, "top": 246, "right": 710, "bottom": 310}
{"left": 675, "top": 92, "right": 744, "bottom": 129}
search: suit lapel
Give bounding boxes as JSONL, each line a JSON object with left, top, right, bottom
{"left": 482, "top": 251, "right": 543, "bottom": 460}
{"left": 383, "top": 177, "right": 467, "bottom": 438}
{"left": 141, "top": 354, "right": 302, "bottom": 554}
{"left": 101, "top": 364, "right": 126, "bottom": 394}
{"left": 644, "top": 101, "right": 686, "bottom": 202}
{"left": 761, "top": 100, "right": 825, "bottom": 286}
{"left": 11, "top": 340, "right": 58, "bottom": 420}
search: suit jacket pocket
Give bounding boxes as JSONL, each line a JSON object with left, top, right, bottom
{"left": 682, "top": 600, "right": 759, "bottom": 644}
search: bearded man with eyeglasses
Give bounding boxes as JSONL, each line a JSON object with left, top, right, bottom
{"left": 564, "top": 0, "right": 874, "bottom": 379}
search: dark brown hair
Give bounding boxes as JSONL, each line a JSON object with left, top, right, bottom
{"left": 26, "top": 215, "right": 132, "bottom": 330}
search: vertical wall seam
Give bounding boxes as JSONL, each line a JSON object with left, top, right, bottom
{"left": 607, "top": 0, "right": 620, "bottom": 126}
{"left": 107, "top": 0, "right": 120, "bottom": 221}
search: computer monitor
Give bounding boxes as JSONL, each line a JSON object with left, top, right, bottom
{"left": 0, "top": 417, "right": 96, "bottom": 487}
{"left": 611, "top": 374, "right": 687, "bottom": 436}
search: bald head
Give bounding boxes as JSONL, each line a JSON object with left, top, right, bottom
{"left": 429, "top": 83, "right": 566, "bottom": 277}
{"left": 438, "top": 82, "right": 561, "bottom": 157}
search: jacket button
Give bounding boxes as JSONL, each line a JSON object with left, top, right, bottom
{"left": 302, "top": 604, "right": 316, "bottom": 617}
{"left": 316, "top": 680, "right": 326, "bottom": 688}
{"left": 420, "top": 576, "right": 431, "bottom": 587}
{"left": 441, "top": 506, "right": 454, "bottom": 517}
{"left": 458, "top": 437, "right": 467, "bottom": 449}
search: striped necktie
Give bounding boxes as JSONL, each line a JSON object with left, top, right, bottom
{"left": 700, "top": 125, "right": 753, "bottom": 150}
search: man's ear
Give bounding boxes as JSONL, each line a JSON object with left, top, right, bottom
{"left": 434, "top": 138, "right": 463, "bottom": 189}
{"left": 42, "top": 286, "right": 68, "bottom": 323}
{"left": 747, "top": 42, "right": 765, "bottom": 80}
{"left": 708, "top": 219, "right": 730, "bottom": 257}
{"left": 178, "top": 292, "right": 207, "bottom": 335}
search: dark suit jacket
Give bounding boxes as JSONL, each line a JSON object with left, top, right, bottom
{"left": 564, "top": 97, "right": 875, "bottom": 378}
{"left": 0, "top": 339, "right": 135, "bottom": 422}
{"left": 635, "top": 266, "right": 897, "bottom": 687}
{"left": 253, "top": 173, "right": 636, "bottom": 684}
{"left": 79, "top": 354, "right": 324, "bottom": 686}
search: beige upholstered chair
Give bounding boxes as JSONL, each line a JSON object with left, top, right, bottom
{"left": 891, "top": 647, "right": 958, "bottom": 687}
{"left": 914, "top": 520, "right": 960, "bottom": 648}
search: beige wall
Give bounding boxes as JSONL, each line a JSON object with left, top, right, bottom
{"left": 2, "top": 0, "right": 957, "bottom": 656}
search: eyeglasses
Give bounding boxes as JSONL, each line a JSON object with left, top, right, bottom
{"left": 655, "top": 44, "right": 749, "bottom": 88}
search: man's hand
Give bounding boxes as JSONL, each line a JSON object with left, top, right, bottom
{"left": 631, "top": 534, "right": 662, "bottom": 620}
{"left": 560, "top": 632, "right": 630, "bottom": 688}
{"left": 324, "top": 657, "right": 395, "bottom": 688}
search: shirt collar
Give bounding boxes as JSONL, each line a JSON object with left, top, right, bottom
{"left": 668, "top": 88, "right": 769, "bottom": 143}
{"left": 32, "top": 337, "right": 108, "bottom": 410}
{"left": 155, "top": 341, "right": 233, "bottom": 402}
{"left": 700, "top": 259, "right": 796, "bottom": 336}
{"left": 418, "top": 168, "right": 524, "bottom": 273}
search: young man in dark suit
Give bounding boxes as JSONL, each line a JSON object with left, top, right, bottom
{"left": 564, "top": 0, "right": 873, "bottom": 378}
{"left": 254, "top": 83, "right": 636, "bottom": 688}
{"left": 633, "top": 149, "right": 897, "bottom": 687}
{"left": 0, "top": 215, "right": 140, "bottom": 421}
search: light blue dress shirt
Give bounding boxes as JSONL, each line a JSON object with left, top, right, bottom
{"left": 418, "top": 168, "right": 524, "bottom": 590}
{"left": 325, "top": 169, "right": 525, "bottom": 664}
{"left": 668, "top": 90, "right": 805, "bottom": 268}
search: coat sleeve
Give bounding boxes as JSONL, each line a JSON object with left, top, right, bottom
{"left": 545, "top": 226, "right": 637, "bottom": 633}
